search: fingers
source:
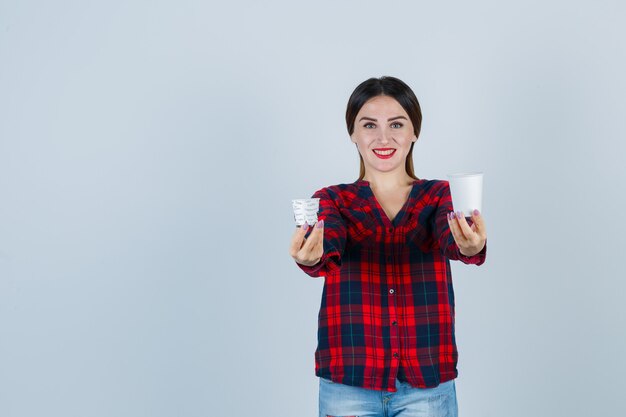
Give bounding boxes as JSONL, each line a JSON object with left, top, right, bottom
{"left": 455, "top": 211, "right": 474, "bottom": 240}
{"left": 305, "top": 219, "right": 324, "bottom": 250}
{"left": 291, "top": 219, "right": 324, "bottom": 253}
{"left": 447, "top": 211, "right": 466, "bottom": 243}
{"left": 447, "top": 209, "right": 487, "bottom": 256}
{"left": 470, "top": 209, "right": 487, "bottom": 238}
{"left": 289, "top": 223, "right": 310, "bottom": 256}
{"left": 291, "top": 220, "right": 323, "bottom": 265}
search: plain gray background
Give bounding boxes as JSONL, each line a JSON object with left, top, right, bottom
{"left": 1, "top": 0, "right": 625, "bottom": 416}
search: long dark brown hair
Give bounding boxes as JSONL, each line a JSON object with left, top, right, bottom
{"left": 346, "top": 76, "right": 423, "bottom": 181}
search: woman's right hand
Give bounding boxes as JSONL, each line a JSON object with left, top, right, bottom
{"left": 289, "top": 220, "right": 325, "bottom": 266}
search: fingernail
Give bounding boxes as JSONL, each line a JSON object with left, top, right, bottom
{"left": 456, "top": 211, "right": 462, "bottom": 218}
{"left": 473, "top": 209, "right": 480, "bottom": 216}
{"left": 450, "top": 211, "right": 456, "bottom": 219}
{"left": 302, "top": 222, "right": 309, "bottom": 231}
{"left": 316, "top": 219, "right": 324, "bottom": 228}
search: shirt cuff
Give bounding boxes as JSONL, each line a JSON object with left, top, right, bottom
{"left": 457, "top": 240, "right": 487, "bottom": 266}
{"left": 296, "top": 250, "right": 341, "bottom": 277}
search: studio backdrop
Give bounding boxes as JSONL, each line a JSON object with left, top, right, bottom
{"left": 1, "top": 1, "right": 625, "bottom": 416}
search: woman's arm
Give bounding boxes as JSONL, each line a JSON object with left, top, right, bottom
{"left": 295, "top": 187, "right": 348, "bottom": 277}
{"left": 433, "top": 181, "right": 487, "bottom": 265}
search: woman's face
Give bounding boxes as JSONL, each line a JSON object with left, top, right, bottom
{"left": 350, "top": 95, "right": 417, "bottom": 178}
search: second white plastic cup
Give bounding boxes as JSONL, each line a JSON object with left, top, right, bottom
{"left": 292, "top": 198, "right": 320, "bottom": 226}
{"left": 446, "top": 172, "right": 483, "bottom": 218}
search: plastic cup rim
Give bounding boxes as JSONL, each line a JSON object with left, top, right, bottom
{"left": 292, "top": 198, "right": 320, "bottom": 202}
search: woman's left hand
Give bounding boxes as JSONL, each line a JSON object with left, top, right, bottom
{"left": 448, "top": 209, "right": 487, "bottom": 257}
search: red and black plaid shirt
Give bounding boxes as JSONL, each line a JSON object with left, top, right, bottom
{"left": 296, "top": 178, "right": 487, "bottom": 392}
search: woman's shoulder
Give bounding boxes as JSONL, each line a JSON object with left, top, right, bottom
{"left": 420, "top": 178, "right": 450, "bottom": 189}
{"left": 419, "top": 179, "right": 453, "bottom": 198}
{"left": 313, "top": 179, "right": 363, "bottom": 193}
{"left": 310, "top": 181, "right": 369, "bottom": 208}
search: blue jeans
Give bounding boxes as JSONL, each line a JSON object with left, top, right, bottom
{"left": 319, "top": 377, "right": 458, "bottom": 417}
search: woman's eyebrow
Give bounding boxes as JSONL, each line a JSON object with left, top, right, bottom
{"left": 359, "top": 116, "right": 408, "bottom": 122}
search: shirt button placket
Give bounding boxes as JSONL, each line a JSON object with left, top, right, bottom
{"left": 387, "top": 225, "right": 400, "bottom": 388}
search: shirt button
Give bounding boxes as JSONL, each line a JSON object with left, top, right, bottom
{"left": 389, "top": 288, "right": 395, "bottom": 294}
{"left": 392, "top": 321, "right": 398, "bottom": 326}
{"left": 393, "top": 352, "right": 399, "bottom": 358}
{"left": 388, "top": 227, "right": 394, "bottom": 233}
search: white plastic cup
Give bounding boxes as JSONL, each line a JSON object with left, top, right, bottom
{"left": 292, "top": 198, "right": 320, "bottom": 226}
{"left": 446, "top": 172, "right": 483, "bottom": 218}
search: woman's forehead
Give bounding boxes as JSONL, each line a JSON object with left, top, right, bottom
{"left": 359, "top": 96, "right": 407, "bottom": 117}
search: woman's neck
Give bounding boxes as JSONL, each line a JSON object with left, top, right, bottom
{"left": 362, "top": 173, "right": 415, "bottom": 191}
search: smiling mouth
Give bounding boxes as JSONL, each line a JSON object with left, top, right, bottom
{"left": 372, "top": 149, "right": 396, "bottom": 158}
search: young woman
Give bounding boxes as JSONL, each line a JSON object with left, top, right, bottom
{"left": 289, "top": 76, "right": 488, "bottom": 417}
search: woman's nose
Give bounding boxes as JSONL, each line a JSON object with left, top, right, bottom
{"left": 378, "top": 129, "right": 391, "bottom": 143}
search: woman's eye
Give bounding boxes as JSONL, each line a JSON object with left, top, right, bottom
{"left": 391, "top": 122, "right": 403, "bottom": 128}
{"left": 364, "top": 123, "right": 375, "bottom": 128}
